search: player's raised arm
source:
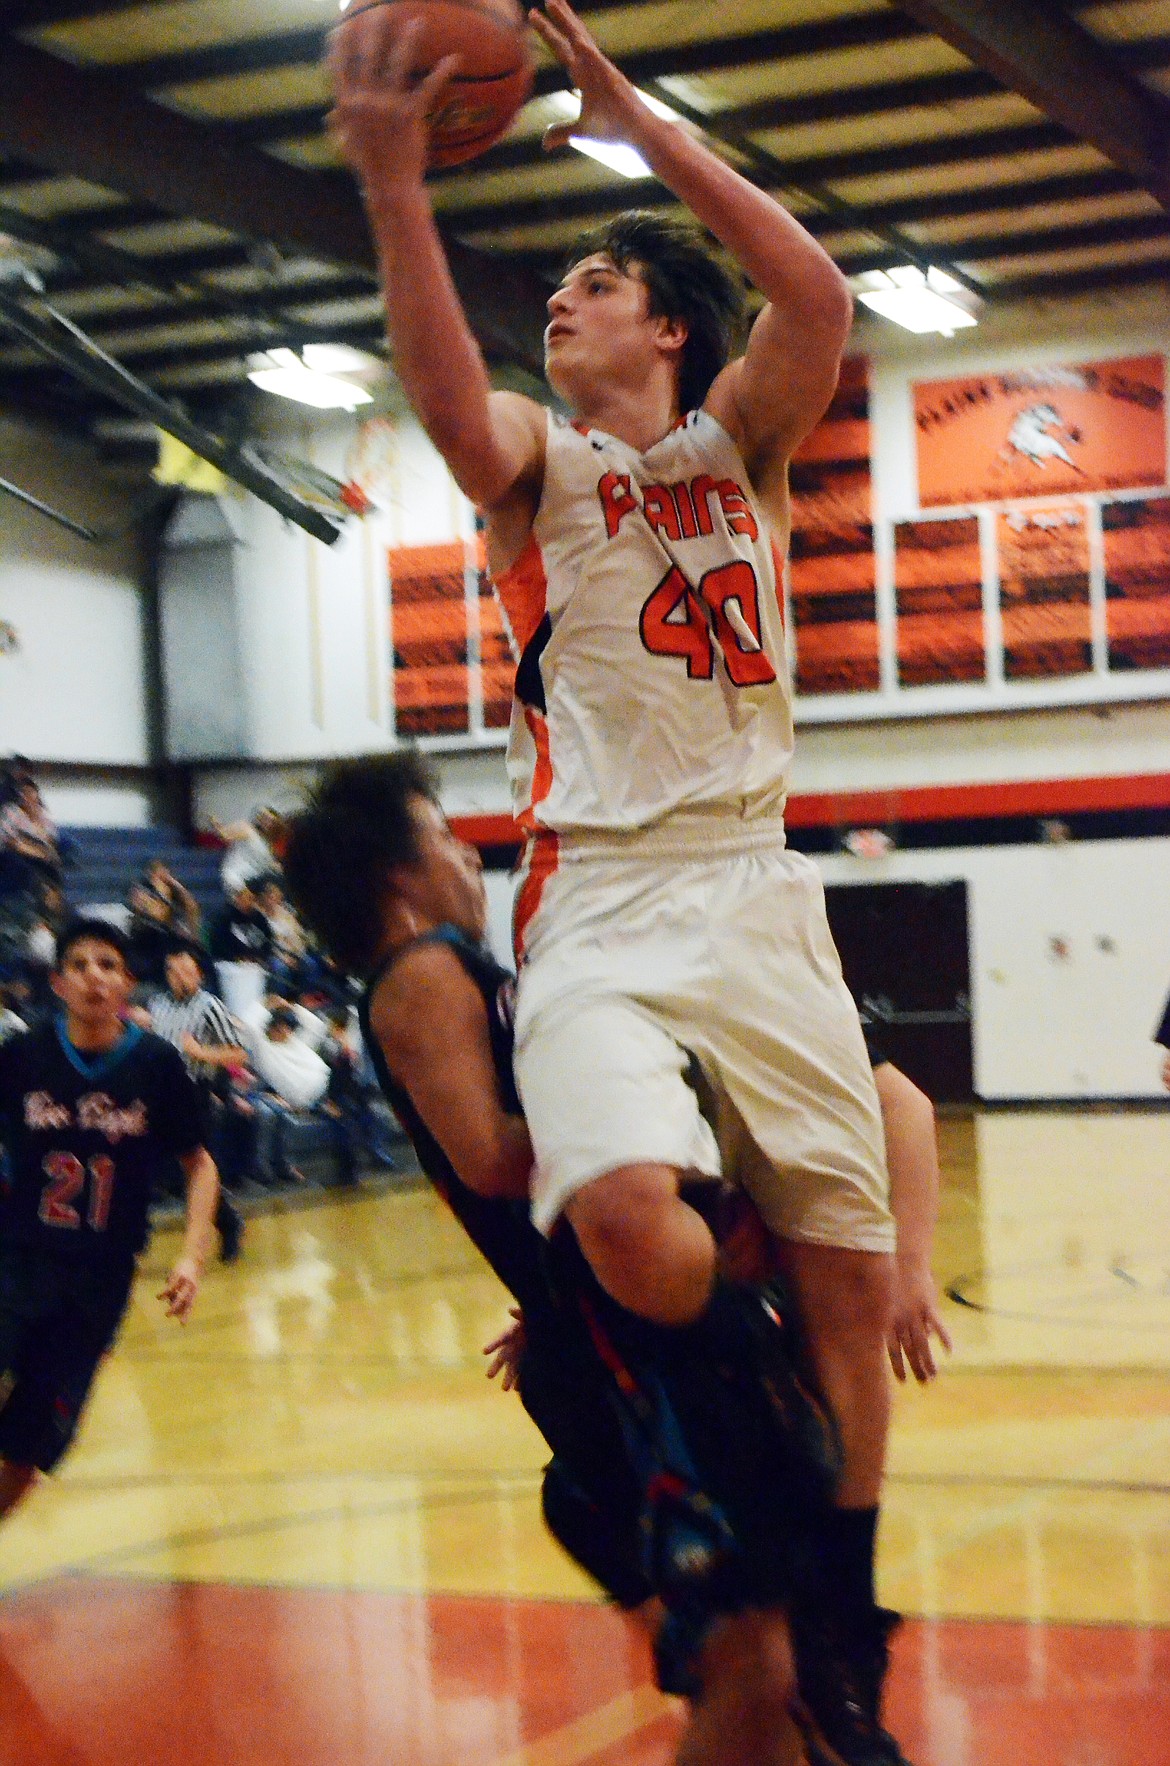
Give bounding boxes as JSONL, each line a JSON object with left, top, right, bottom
{"left": 533, "top": 0, "right": 852, "bottom": 482}
{"left": 329, "top": 9, "right": 545, "bottom": 511}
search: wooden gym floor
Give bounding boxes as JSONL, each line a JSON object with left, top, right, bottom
{"left": 1, "top": 1107, "right": 1169, "bottom": 1765}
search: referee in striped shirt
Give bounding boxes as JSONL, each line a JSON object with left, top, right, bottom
{"left": 147, "top": 946, "right": 246, "bottom": 1260}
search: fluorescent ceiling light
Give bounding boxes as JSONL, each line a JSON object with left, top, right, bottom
{"left": 569, "top": 138, "right": 653, "bottom": 179}
{"left": 247, "top": 346, "right": 374, "bottom": 410}
{"left": 300, "top": 343, "right": 377, "bottom": 375}
{"left": 555, "top": 87, "right": 683, "bottom": 181}
{"left": 854, "top": 266, "right": 981, "bottom": 336}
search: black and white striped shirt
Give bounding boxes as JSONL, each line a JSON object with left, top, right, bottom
{"left": 148, "top": 987, "right": 241, "bottom": 1078}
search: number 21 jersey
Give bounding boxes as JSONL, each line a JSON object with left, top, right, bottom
{"left": 0, "top": 1022, "right": 204, "bottom": 1262}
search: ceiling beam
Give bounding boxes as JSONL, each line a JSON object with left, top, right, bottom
{"left": 444, "top": 165, "right": 1142, "bottom": 246}
{"left": 990, "top": 254, "right": 1170, "bottom": 300}
{"left": 835, "top": 210, "right": 1170, "bottom": 275}
{"left": 3, "top": 0, "right": 675, "bottom": 31}
{"left": 0, "top": 37, "right": 547, "bottom": 373}
{"left": 101, "top": 8, "right": 927, "bottom": 94}
{"left": 894, "top": 0, "right": 1170, "bottom": 207}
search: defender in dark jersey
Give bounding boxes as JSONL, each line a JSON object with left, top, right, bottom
{"left": 284, "top": 753, "right": 952, "bottom": 1766}
{"left": 0, "top": 918, "right": 220, "bottom": 1522}
{"left": 284, "top": 753, "right": 838, "bottom": 1766}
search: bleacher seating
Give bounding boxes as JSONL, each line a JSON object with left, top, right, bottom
{"left": 61, "top": 825, "right": 227, "bottom": 927}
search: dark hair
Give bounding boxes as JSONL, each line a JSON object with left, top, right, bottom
{"left": 282, "top": 750, "right": 440, "bottom": 975}
{"left": 566, "top": 211, "right": 747, "bottom": 413}
{"left": 55, "top": 916, "right": 131, "bottom": 970}
{"left": 164, "top": 940, "right": 208, "bottom": 975}
{"left": 267, "top": 1005, "right": 300, "bottom": 1035}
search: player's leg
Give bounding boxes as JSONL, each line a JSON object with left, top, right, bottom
{"left": 0, "top": 1257, "right": 135, "bottom": 1524}
{"left": 675, "top": 1609, "right": 803, "bottom": 1766}
{"left": 0, "top": 1244, "right": 56, "bottom": 1524}
{"left": 691, "top": 851, "right": 908, "bottom": 1763}
{"left": 515, "top": 994, "right": 724, "bottom": 1327}
{"left": 774, "top": 1241, "right": 894, "bottom": 1508}
{"left": 0, "top": 1460, "right": 36, "bottom": 1519}
{"left": 566, "top": 1162, "right": 716, "bottom": 1325}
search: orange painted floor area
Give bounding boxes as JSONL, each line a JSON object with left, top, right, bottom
{"left": 2, "top": 1577, "right": 1168, "bottom": 1766}
{"left": 2, "top": 1113, "right": 1170, "bottom": 1766}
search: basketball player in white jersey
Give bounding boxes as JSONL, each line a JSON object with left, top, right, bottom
{"left": 332, "top": 6, "right": 912, "bottom": 1759}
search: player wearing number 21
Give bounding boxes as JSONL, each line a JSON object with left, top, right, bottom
{"left": 0, "top": 919, "right": 220, "bottom": 1523}
{"left": 333, "top": 0, "right": 896, "bottom": 1676}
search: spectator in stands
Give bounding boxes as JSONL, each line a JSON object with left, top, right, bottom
{"left": 211, "top": 807, "right": 285, "bottom": 899}
{"left": 0, "top": 757, "right": 34, "bottom": 813}
{"left": 254, "top": 1004, "right": 330, "bottom": 1108}
{"left": 208, "top": 882, "right": 272, "bottom": 1019}
{"left": 144, "top": 946, "right": 246, "bottom": 1261}
{"left": 248, "top": 1005, "right": 331, "bottom": 1187}
{"left": 140, "top": 860, "right": 201, "bottom": 943}
{"left": 0, "top": 986, "right": 26, "bottom": 1047}
{"left": 126, "top": 881, "right": 180, "bottom": 990}
{"left": 319, "top": 1000, "right": 398, "bottom": 1176}
{"left": 256, "top": 876, "right": 307, "bottom": 987}
{"left": 0, "top": 778, "right": 62, "bottom": 893}
{"left": 1155, "top": 986, "right": 1170, "bottom": 1091}
{"left": 0, "top": 762, "right": 38, "bottom": 925}
{"left": 234, "top": 978, "right": 328, "bottom": 1061}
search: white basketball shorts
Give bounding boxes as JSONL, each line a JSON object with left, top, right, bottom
{"left": 512, "top": 818, "right": 894, "bottom": 1251}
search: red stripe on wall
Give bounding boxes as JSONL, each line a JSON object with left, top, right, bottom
{"left": 450, "top": 772, "right": 1170, "bottom": 848}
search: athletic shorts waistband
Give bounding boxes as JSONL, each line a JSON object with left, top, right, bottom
{"left": 525, "top": 805, "right": 789, "bottom": 865}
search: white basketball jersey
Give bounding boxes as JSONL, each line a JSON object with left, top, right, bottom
{"left": 494, "top": 409, "right": 794, "bottom": 834}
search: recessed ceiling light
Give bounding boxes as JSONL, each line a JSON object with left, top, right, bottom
{"left": 545, "top": 88, "right": 685, "bottom": 181}
{"left": 854, "top": 266, "right": 981, "bottom": 337}
{"left": 246, "top": 346, "right": 374, "bottom": 411}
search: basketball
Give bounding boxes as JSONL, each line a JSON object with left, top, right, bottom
{"left": 340, "top": 0, "right": 534, "bottom": 168}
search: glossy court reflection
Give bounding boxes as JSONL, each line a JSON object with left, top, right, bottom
{"left": 1, "top": 1110, "right": 1168, "bottom": 1765}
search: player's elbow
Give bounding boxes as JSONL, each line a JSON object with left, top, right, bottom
{"left": 460, "top": 1129, "right": 531, "bottom": 1201}
{"left": 814, "top": 268, "right": 854, "bottom": 357}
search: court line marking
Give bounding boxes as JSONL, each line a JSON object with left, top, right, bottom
{"left": 491, "top": 1687, "right": 669, "bottom": 1766}
{"left": 0, "top": 1477, "right": 551, "bottom": 1593}
{"left": 45, "top": 1466, "right": 1170, "bottom": 1497}
{"left": 5, "top": 1571, "right": 1168, "bottom": 1639}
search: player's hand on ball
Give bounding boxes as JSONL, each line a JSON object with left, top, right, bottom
{"left": 329, "top": 9, "right": 462, "bottom": 190}
{"left": 159, "top": 1255, "right": 202, "bottom": 1324}
{"left": 531, "top": 0, "right": 642, "bottom": 152}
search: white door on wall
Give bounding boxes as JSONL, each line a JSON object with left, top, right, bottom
{"left": 970, "top": 839, "right": 1170, "bottom": 1099}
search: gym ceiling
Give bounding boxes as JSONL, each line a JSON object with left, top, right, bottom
{"left": 0, "top": 0, "right": 1167, "bottom": 457}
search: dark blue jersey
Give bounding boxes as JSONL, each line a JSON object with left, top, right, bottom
{"left": 358, "top": 927, "right": 555, "bottom": 1320}
{"left": 0, "top": 1020, "right": 204, "bottom": 1262}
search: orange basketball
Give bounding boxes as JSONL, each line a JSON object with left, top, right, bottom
{"left": 340, "top": 0, "right": 534, "bottom": 168}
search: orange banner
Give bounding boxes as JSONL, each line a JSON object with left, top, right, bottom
{"left": 1103, "top": 494, "right": 1170, "bottom": 672}
{"left": 789, "top": 357, "right": 880, "bottom": 694}
{"left": 894, "top": 516, "right": 985, "bottom": 686}
{"left": 388, "top": 541, "right": 471, "bottom": 736}
{"left": 997, "top": 503, "right": 1091, "bottom": 679}
{"left": 914, "top": 355, "right": 1166, "bottom": 507}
